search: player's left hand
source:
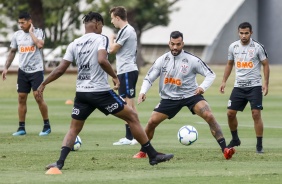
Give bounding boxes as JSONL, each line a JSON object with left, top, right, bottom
{"left": 262, "top": 85, "right": 268, "bottom": 96}
{"left": 195, "top": 87, "right": 204, "bottom": 95}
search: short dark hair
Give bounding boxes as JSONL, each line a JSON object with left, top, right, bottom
{"left": 19, "top": 12, "right": 31, "bottom": 20}
{"left": 82, "top": 11, "right": 104, "bottom": 24}
{"left": 109, "top": 6, "right": 127, "bottom": 21}
{"left": 238, "top": 22, "right": 252, "bottom": 32}
{"left": 170, "top": 31, "right": 183, "bottom": 40}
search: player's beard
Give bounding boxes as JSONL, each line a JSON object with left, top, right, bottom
{"left": 171, "top": 49, "right": 181, "bottom": 56}
{"left": 241, "top": 38, "right": 250, "bottom": 45}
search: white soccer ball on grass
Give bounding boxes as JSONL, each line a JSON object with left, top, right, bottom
{"left": 177, "top": 125, "right": 198, "bottom": 146}
{"left": 72, "top": 135, "right": 82, "bottom": 151}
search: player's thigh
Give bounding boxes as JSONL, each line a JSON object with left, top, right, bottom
{"left": 29, "top": 71, "right": 44, "bottom": 91}
{"left": 154, "top": 99, "right": 181, "bottom": 119}
{"left": 96, "top": 90, "right": 126, "bottom": 115}
{"left": 71, "top": 93, "right": 95, "bottom": 121}
{"left": 247, "top": 86, "right": 263, "bottom": 110}
{"left": 193, "top": 100, "right": 213, "bottom": 118}
{"left": 113, "top": 104, "right": 138, "bottom": 122}
{"left": 148, "top": 111, "right": 168, "bottom": 125}
{"left": 17, "top": 69, "right": 31, "bottom": 93}
{"left": 118, "top": 71, "right": 138, "bottom": 98}
{"left": 228, "top": 87, "right": 248, "bottom": 111}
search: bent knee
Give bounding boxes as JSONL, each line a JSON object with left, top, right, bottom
{"left": 252, "top": 110, "right": 261, "bottom": 119}
{"left": 227, "top": 111, "right": 236, "bottom": 119}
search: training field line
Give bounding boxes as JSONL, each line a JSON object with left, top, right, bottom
{"left": 195, "top": 122, "right": 282, "bottom": 129}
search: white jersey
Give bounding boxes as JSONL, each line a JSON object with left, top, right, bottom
{"left": 10, "top": 28, "right": 44, "bottom": 73}
{"left": 228, "top": 38, "right": 268, "bottom": 87}
{"left": 140, "top": 50, "right": 216, "bottom": 100}
{"left": 115, "top": 24, "right": 138, "bottom": 74}
{"left": 63, "top": 33, "right": 111, "bottom": 92}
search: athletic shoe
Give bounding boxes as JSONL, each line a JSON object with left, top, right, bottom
{"left": 149, "top": 153, "right": 174, "bottom": 165}
{"left": 130, "top": 139, "right": 138, "bottom": 145}
{"left": 133, "top": 151, "right": 147, "bottom": 158}
{"left": 256, "top": 146, "right": 264, "bottom": 154}
{"left": 12, "top": 129, "right": 26, "bottom": 136}
{"left": 227, "top": 139, "right": 241, "bottom": 147}
{"left": 39, "top": 128, "right": 51, "bottom": 136}
{"left": 113, "top": 138, "right": 132, "bottom": 145}
{"left": 224, "top": 147, "right": 236, "bottom": 160}
{"left": 45, "top": 162, "right": 63, "bottom": 170}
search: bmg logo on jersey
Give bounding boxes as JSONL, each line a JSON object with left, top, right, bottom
{"left": 19, "top": 45, "right": 35, "bottom": 53}
{"left": 72, "top": 107, "right": 80, "bottom": 115}
{"left": 164, "top": 77, "right": 182, "bottom": 86}
{"left": 236, "top": 61, "right": 254, "bottom": 69}
{"left": 105, "top": 103, "right": 118, "bottom": 113}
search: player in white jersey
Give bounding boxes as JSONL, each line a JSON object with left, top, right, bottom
{"left": 109, "top": 6, "right": 138, "bottom": 146}
{"left": 1, "top": 12, "right": 51, "bottom": 136}
{"left": 37, "top": 12, "right": 173, "bottom": 170}
{"left": 133, "top": 31, "right": 235, "bottom": 160}
{"left": 220, "top": 22, "right": 270, "bottom": 153}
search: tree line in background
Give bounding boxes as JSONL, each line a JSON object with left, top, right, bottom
{"left": 0, "top": 0, "right": 179, "bottom": 67}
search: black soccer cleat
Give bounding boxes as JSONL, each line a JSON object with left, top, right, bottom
{"left": 149, "top": 153, "right": 174, "bottom": 165}
{"left": 227, "top": 139, "right": 241, "bottom": 148}
{"left": 256, "top": 146, "right": 264, "bottom": 154}
{"left": 45, "top": 162, "right": 64, "bottom": 170}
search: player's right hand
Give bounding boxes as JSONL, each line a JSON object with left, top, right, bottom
{"left": 137, "top": 93, "right": 146, "bottom": 105}
{"left": 219, "top": 82, "right": 226, "bottom": 94}
{"left": 36, "top": 83, "right": 45, "bottom": 99}
{"left": 2, "top": 69, "right": 8, "bottom": 81}
{"left": 112, "top": 77, "right": 120, "bottom": 90}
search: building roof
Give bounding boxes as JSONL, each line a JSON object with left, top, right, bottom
{"left": 141, "top": 0, "right": 244, "bottom": 46}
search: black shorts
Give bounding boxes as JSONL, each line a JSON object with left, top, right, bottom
{"left": 154, "top": 95, "right": 206, "bottom": 119}
{"left": 118, "top": 70, "right": 138, "bottom": 98}
{"left": 17, "top": 69, "right": 44, "bottom": 93}
{"left": 228, "top": 86, "right": 263, "bottom": 111}
{"left": 71, "top": 90, "right": 126, "bottom": 120}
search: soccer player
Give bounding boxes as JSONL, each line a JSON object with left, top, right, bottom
{"left": 1, "top": 12, "right": 51, "bottom": 136}
{"left": 37, "top": 12, "right": 173, "bottom": 170}
{"left": 109, "top": 6, "right": 139, "bottom": 146}
{"left": 219, "top": 22, "right": 270, "bottom": 153}
{"left": 133, "top": 31, "right": 235, "bottom": 160}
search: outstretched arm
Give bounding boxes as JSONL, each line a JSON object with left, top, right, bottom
{"left": 37, "top": 60, "right": 71, "bottom": 97}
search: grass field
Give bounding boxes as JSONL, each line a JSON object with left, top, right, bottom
{"left": 0, "top": 65, "right": 281, "bottom": 184}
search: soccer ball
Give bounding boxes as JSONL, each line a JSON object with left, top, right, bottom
{"left": 177, "top": 125, "right": 198, "bottom": 146}
{"left": 72, "top": 135, "right": 82, "bottom": 151}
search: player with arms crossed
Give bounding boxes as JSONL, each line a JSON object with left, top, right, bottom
{"left": 219, "top": 22, "right": 270, "bottom": 153}
{"left": 37, "top": 12, "right": 173, "bottom": 170}
{"left": 134, "top": 31, "right": 235, "bottom": 160}
{"left": 2, "top": 12, "right": 51, "bottom": 136}
{"left": 109, "top": 6, "right": 138, "bottom": 145}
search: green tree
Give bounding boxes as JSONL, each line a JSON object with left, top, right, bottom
{"left": 87, "top": 0, "right": 179, "bottom": 67}
{"left": 0, "top": 0, "right": 179, "bottom": 67}
{"left": 0, "top": 0, "right": 83, "bottom": 48}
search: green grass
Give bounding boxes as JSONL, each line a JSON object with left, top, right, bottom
{"left": 0, "top": 65, "right": 282, "bottom": 184}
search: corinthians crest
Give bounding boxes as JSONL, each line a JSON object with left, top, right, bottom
{"left": 130, "top": 88, "right": 135, "bottom": 96}
{"left": 180, "top": 64, "right": 188, "bottom": 74}
{"left": 248, "top": 49, "right": 255, "bottom": 58}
